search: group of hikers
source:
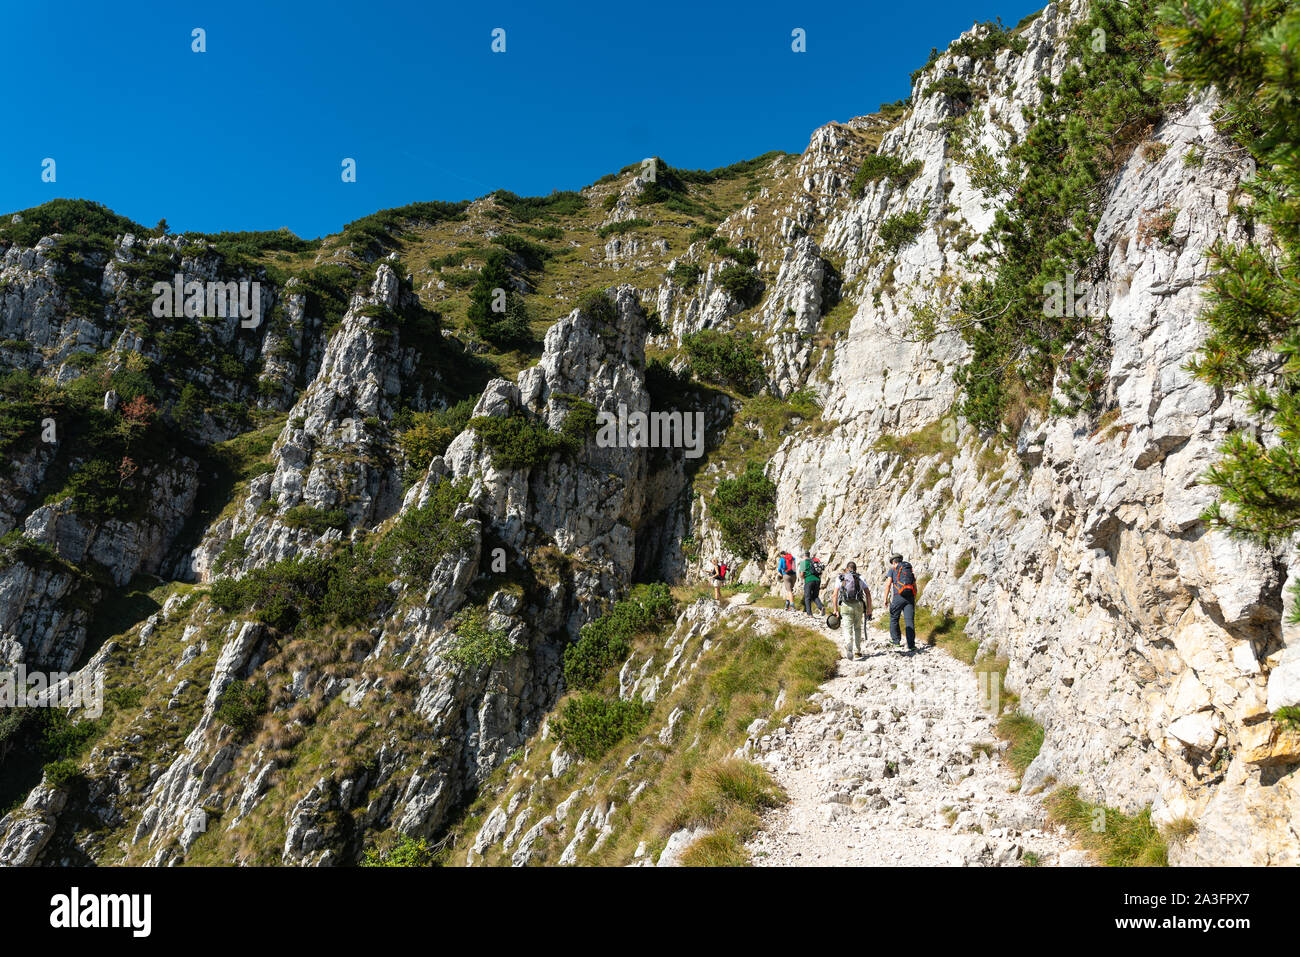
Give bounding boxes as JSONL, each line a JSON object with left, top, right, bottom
{"left": 709, "top": 549, "right": 919, "bottom": 658}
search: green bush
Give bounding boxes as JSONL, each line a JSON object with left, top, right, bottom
{"left": 714, "top": 264, "right": 763, "bottom": 308}
{"left": 185, "top": 228, "right": 320, "bottom": 261}
{"left": 376, "top": 478, "right": 475, "bottom": 586}
{"left": 577, "top": 289, "right": 618, "bottom": 326}
{"left": 715, "top": 245, "right": 758, "bottom": 268}
{"left": 878, "top": 98, "right": 910, "bottom": 119}
{"left": 1161, "top": 0, "right": 1300, "bottom": 545}
{"left": 444, "top": 606, "right": 514, "bottom": 670}
{"left": 362, "top": 834, "right": 436, "bottom": 867}
{"left": 683, "top": 329, "right": 765, "bottom": 394}
{"left": 430, "top": 249, "right": 473, "bottom": 269}
{"left": 295, "top": 263, "right": 356, "bottom": 328}
{"left": 668, "top": 262, "right": 702, "bottom": 287}
{"left": 466, "top": 250, "right": 533, "bottom": 348}
{"left": 878, "top": 209, "right": 927, "bottom": 251}
{"left": 949, "top": 18, "right": 1026, "bottom": 61}
{"left": 43, "top": 758, "right": 83, "bottom": 790}
{"left": 491, "top": 190, "right": 586, "bottom": 221}
{"left": 563, "top": 583, "right": 675, "bottom": 690}
{"left": 0, "top": 199, "right": 145, "bottom": 249}
{"left": 955, "top": 0, "right": 1165, "bottom": 431}
{"left": 210, "top": 544, "right": 391, "bottom": 633}
{"left": 521, "top": 224, "right": 563, "bottom": 241}
{"left": 39, "top": 710, "right": 105, "bottom": 761}
{"left": 341, "top": 201, "right": 469, "bottom": 255}
{"left": 214, "top": 680, "right": 269, "bottom": 738}
{"left": 923, "top": 75, "right": 975, "bottom": 102}
{"left": 491, "top": 233, "right": 551, "bottom": 270}
{"left": 597, "top": 218, "right": 652, "bottom": 238}
{"left": 553, "top": 694, "right": 652, "bottom": 761}
{"left": 470, "top": 413, "right": 578, "bottom": 470}
{"left": 398, "top": 398, "right": 476, "bottom": 473}
{"left": 711, "top": 462, "right": 777, "bottom": 560}
{"left": 850, "top": 154, "right": 923, "bottom": 195}
{"left": 282, "top": 504, "right": 348, "bottom": 535}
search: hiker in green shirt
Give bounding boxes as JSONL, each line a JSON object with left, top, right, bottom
{"left": 799, "top": 549, "right": 825, "bottom": 617}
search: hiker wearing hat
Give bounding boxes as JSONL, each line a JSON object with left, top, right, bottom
{"left": 799, "top": 549, "right": 826, "bottom": 617}
{"left": 884, "top": 553, "right": 919, "bottom": 653}
{"left": 831, "top": 561, "right": 872, "bottom": 660}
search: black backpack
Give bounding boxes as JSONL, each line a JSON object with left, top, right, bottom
{"left": 896, "top": 562, "right": 916, "bottom": 597}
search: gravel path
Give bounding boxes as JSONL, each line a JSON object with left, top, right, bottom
{"left": 743, "top": 606, "right": 1087, "bottom": 866}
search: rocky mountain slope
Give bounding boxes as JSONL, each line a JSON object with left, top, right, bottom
{"left": 1, "top": 0, "right": 1296, "bottom": 866}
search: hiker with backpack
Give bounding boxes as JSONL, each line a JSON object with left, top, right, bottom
{"left": 775, "top": 548, "right": 797, "bottom": 612}
{"left": 884, "top": 553, "right": 918, "bottom": 653}
{"left": 710, "top": 558, "right": 728, "bottom": 603}
{"left": 800, "top": 549, "right": 825, "bottom": 617}
{"left": 831, "top": 561, "right": 873, "bottom": 660}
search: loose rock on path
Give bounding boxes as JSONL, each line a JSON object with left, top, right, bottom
{"left": 742, "top": 606, "right": 1088, "bottom": 866}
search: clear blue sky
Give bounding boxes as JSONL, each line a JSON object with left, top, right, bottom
{"left": 1, "top": 0, "right": 1042, "bottom": 239}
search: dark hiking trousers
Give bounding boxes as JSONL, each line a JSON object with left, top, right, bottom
{"left": 803, "top": 580, "right": 824, "bottom": 615}
{"left": 890, "top": 595, "right": 916, "bottom": 650}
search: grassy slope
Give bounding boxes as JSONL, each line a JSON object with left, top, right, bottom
{"left": 440, "top": 601, "right": 836, "bottom": 867}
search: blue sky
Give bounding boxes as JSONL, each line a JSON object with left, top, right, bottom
{"left": 1, "top": 0, "right": 1042, "bottom": 238}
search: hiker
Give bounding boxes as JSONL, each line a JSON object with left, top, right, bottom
{"left": 800, "top": 549, "right": 825, "bottom": 616}
{"left": 884, "top": 553, "right": 918, "bottom": 653}
{"left": 775, "top": 547, "right": 797, "bottom": 611}
{"left": 710, "top": 558, "right": 728, "bottom": 603}
{"left": 831, "top": 561, "right": 872, "bottom": 659}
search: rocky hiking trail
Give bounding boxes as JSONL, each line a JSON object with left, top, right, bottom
{"left": 741, "top": 606, "right": 1087, "bottom": 866}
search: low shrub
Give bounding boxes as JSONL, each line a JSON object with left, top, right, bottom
{"left": 553, "top": 694, "right": 652, "bottom": 761}
{"left": 878, "top": 208, "right": 927, "bottom": 251}
{"left": 214, "top": 680, "right": 269, "bottom": 738}
{"left": 711, "top": 462, "right": 777, "bottom": 560}
{"left": 470, "top": 413, "right": 579, "bottom": 470}
{"left": 282, "top": 504, "right": 348, "bottom": 534}
{"left": 398, "top": 398, "right": 476, "bottom": 473}
{"left": 375, "top": 478, "right": 476, "bottom": 585}
{"left": 43, "top": 758, "right": 83, "bottom": 790}
{"left": 683, "top": 329, "right": 765, "bottom": 394}
{"left": 444, "top": 606, "right": 514, "bottom": 670}
{"left": 361, "top": 835, "right": 436, "bottom": 867}
{"left": 714, "top": 264, "right": 764, "bottom": 308}
{"left": 563, "top": 582, "right": 676, "bottom": 689}
{"left": 851, "top": 154, "right": 923, "bottom": 195}
{"left": 668, "top": 262, "right": 702, "bottom": 287}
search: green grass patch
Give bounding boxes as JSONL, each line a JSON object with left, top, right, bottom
{"left": 1045, "top": 786, "right": 1168, "bottom": 866}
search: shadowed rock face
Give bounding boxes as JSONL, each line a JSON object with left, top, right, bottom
{"left": 2, "top": 2, "right": 1296, "bottom": 867}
